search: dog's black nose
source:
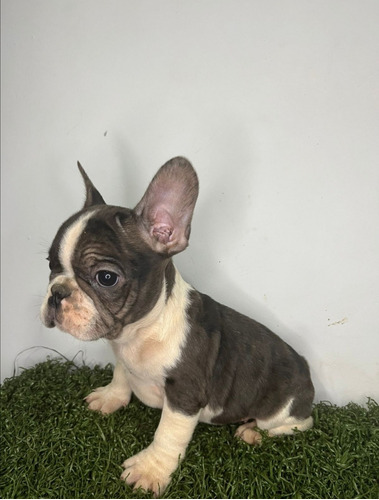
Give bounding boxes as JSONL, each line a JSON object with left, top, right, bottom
{"left": 48, "top": 283, "right": 71, "bottom": 308}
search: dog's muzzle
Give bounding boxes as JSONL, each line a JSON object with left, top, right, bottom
{"left": 42, "top": 281, "right": 72, "bottom": 328}
{"left": 48, "top": 283, "right": 72, "bottom": 308}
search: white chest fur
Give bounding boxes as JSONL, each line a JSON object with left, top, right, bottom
{"left": 111, "top": 269, "right": 192, "bottom": 409}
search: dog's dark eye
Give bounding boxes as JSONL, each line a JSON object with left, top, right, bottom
{"left": 96, "top": 271, "right": 119, "bottom": 287}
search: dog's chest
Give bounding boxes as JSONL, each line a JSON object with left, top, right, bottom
{"left": 112, "top": 270, "right": 192, "bottom": 407}
{"left": 118, "top": 331, "right": 174, "bottom": 381}
{"left": 115, "top": 326, "right": 186, "bottom": 409}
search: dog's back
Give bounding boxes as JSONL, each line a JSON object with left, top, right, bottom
{"left": 166, "top": 288, "right": 314, "bottom": 430}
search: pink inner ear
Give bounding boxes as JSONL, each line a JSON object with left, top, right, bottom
{"left": 150, "top": 208, "right": 174, "bottom": 244}
{"left": 135, "top": 157, "right": 199, "bottom": 254}
{"left": 152, "top": 224, "right": 173, "bottom": 244}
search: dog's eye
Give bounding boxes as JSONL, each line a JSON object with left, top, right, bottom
{"left": 96, "top": 270, "right": 119, "bottom": 287}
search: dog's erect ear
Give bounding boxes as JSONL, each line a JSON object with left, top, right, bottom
{"left": 77, "top": 161, "right": 106, "bottom": 208}
{"left": 135, "top": 157, "right": 199, "bottom": 255}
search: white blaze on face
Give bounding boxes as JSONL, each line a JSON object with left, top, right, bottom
{"left": 59, "top": 211, "right": 95, "bottom": 276}
{"left": 41, "top": 210, "right": 102, "bottom": 340}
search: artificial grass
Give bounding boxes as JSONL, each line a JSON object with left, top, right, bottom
{"left": 1, "top": 359, "right": 378, "bottom": 499}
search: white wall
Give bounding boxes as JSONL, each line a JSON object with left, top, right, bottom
{"left": 2, "top": 0, "right": 379, "bottom": 406}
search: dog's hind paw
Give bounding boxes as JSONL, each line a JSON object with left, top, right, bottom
{"left": 235, "top": 420, "right": 262, "bottom": 445}
{"left": 85, "top": 385, "right": 130, "bottom": 414}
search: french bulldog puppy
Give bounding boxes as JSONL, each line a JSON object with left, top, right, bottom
{"left": 41, "top": 157, "right": 314, "bottom": 495}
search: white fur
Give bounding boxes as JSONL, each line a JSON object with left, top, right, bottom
{"left": 86, "top": 268, "right": 200, "bottom": 494}
{"left": 199, "top": 404, "right": 223, "bottom": 424}
{"left": 86, "top": 268, "right": 193, "bottom": 411}
{"left": 59, "top": 211, "right": 95, "bottom": 276}
{"left": 111, "top": 268, "right": 192, "bottom": 409}
{"left": 257, "top": 398, "right": 313, "bottom": 435}
{"left": 85, "top": 360, "right": 132, "bottom": 413}
{"left": 121, "top": 397, "right": 200, "bottom": 495}
{"left": 40, "top": 211, "right": 101, "bottom": 339}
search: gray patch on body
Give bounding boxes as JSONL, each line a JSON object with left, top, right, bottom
{"left": 165, "top": 290, "right": 314, "bottom": 424}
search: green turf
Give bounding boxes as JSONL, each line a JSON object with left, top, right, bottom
{"left": 1, "top": 359, "right": 378, "bottom": 499}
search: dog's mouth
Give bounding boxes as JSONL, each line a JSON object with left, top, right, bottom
{"left": 41, "top": 303, "right": 58, "bottom": 329}
{"left": 42, "top": 305, "right": 70, "bottom": 333}
{"left": 41, "top": 289, "right": 96, "bottom": 340}
{"left": 46, "top": 317, "right": 56, "bottom": 329}
{"left": 41, "top": 277, "right": 127, "bottom": 341}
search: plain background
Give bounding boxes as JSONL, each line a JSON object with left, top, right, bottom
{"left": 1, "top": 0, "right": 378, "bottom": 406}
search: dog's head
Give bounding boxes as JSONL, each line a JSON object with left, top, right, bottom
{"left": 40, "top": 157, "right": 198, "bottom": 341}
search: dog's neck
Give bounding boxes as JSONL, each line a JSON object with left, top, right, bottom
{"left": 110, "top": 266, "right": 193, "bottom": 386}
{"left": 113, "top": 265, "right": 191, "bottom": 347}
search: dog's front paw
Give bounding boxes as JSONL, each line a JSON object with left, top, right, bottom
{"left": 121, "top": 446, "right": 175, "bottom": 496}
{"left": 85, "top": 385, "right": 130, "bottom": 414}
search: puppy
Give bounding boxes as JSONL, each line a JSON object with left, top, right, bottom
{"left": 41, "top": 157, "right": 314, "bottom": 495}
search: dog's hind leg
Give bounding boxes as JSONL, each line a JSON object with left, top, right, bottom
{"left": 236, "top": 398, "right": 313, "bottom": 445}
{"left": 256, "top": 398, "right": 314, "bottom": 437}
{"left": 264, "top": 415, "right": 314, "bottom": 436}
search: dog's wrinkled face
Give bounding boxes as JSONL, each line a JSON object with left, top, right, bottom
{"left": 40, "top": 158, "right": 199, "bottom": 341}
{"left": 41, "top": 207, "right": 165, "bottom": 340}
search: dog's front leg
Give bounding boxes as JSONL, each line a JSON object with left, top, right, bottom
{"left": 85, "top": 360, "right": 132, "bottom": 414}
{"left": 121, "top": 397, "right": 199, "bottom": 495}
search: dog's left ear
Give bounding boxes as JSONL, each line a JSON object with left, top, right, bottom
{"left": 135, "top": 157, "right": 199, "bottom": 255}
{"left": 77, "top": 161, "right": 106, "bottom": 208}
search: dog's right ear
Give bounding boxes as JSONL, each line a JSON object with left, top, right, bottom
{"left": 77, "top": 161, "right": 106, "bottom": 208}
